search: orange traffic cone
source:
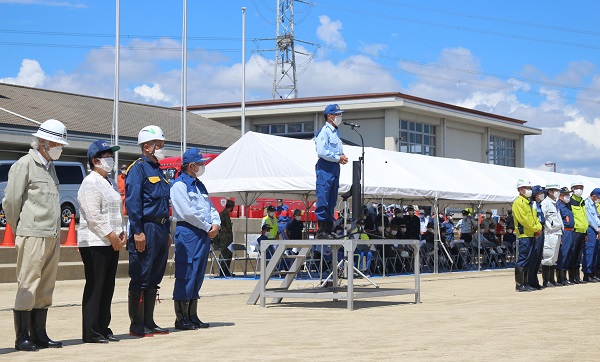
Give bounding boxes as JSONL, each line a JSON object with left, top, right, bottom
{"left": 64, "top": 214, "right": 77, "bottom": 246}
{"left": 1, "top": 223, "right": 15, "bottom": 247}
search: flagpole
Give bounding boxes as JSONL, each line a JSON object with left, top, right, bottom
{"left": 113, "top": 0, "right": 120, "bottom": 181}
{"left": 181, "top": 0, "right": 188, "bottom": 154}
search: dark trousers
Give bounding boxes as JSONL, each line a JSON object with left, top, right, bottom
{"left": 315, "top": 158, "right": 340, "bottom": 222}
{"left": 461, "top": 233, "right": 472, "bottom": 244}
{"left": 173, "top": 225, "right": 211, "bottom": 301}
{"left": 582, "top": 227, "right": 599, "bottom": 274}
{"left": 557, "top": 230, "right": 574, "bottom": 271}
{"left": 528, "top": 233, "right": 544, "bottom": 285}
{"left": 516, "top": 237, "right": 534, "bottom": 267}
{"left": 128, "top": 222, "right": 169, "bottom": 291}
{"left": 80, "top": 246, "right": 119, "bottom": 340}
{"left": 569, "top": 232, "right": 586, "bottom": 270}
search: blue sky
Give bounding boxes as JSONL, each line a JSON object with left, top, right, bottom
{"left": 1, "top": 0, "right": 599, "bottom": 177}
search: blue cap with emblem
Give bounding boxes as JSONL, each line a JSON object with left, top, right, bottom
{"left": 87, "top": 140, "right": 120, "bottom": 159}
{"left": 182, "top": 147, "right": 211, "bottom": 165}
{"left": 324, "top": 104, "right": 345, "bottom": 115}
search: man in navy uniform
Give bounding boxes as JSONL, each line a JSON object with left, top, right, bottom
{"left": 582, "top": 188, "right": 600, "bottom": 282}
{"left": 315, "top": 104, "right": 348, "bottom": 238}
{"left": 125, "top": 125, "right": 171, "bottom": 337}
{"left": 170, "top": 148, "right": 220, "bottom": 330}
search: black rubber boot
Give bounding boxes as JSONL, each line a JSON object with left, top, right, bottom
{"left": 29, "top": 308, "right": 62, "bottom": 348}
{"left": 575, "top": 268, "right": 585, "bottom": 284}
{"left": 515, "top": 267, "right": 529, "bottom": 292}
{"left": 144, "top": 288, "right": 169, "bottom": 335}
{"left": 549, "top": 266, "right": 558, "bottom": 286}
{"left": 14, "top": 310, "right": 39, "bottom": 352}
{"left": 174, "top": 300, "right": 197, "bottom": 331}
{"left": 542, "top": 266, "right": 553, "bottom": 288}
{"left": 568, "top": 268, "right": 578, "bottom": 284}
{"left": 188, "top": 299, "right": 209, "bottom": 329}
{"left": 316, "top": 220, "right": 332, "bottom": 239}
{"left": 561, "top": 270, "right": 572, "bottom": 285}
{"left": 523, "top": 269, "right": 536, "bottom": 291}
{"left": 128, "top": 290, "right": 153, "bottom": 337}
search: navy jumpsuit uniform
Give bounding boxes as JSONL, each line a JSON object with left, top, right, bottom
{"left": 556, "top": 200, "right": 575, "bottom": 273}
{"left": 125, "top": 155, "right": 171, "bottom": 335}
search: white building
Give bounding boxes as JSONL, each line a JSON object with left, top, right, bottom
{"left": 189, "top": 92, "right": 542, "bottom": 168}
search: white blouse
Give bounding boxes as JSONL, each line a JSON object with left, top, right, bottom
{"left": 77, "top": 171, "right": 125, "bottom": 247}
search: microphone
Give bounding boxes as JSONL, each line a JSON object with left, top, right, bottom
{"left": 343, "top": 121, "right": 360, "bottom": 128}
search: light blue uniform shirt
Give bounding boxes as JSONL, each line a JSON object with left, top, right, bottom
{"left": 584, "top": 197, "right": 599, "bottom": 232}
{"left": 170, "top": 172, "right": 221, "bottom": 232}
{"left": 316, "top": 123, "right": 343, "bottom": 163}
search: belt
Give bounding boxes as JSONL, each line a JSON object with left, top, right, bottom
{"left": 176, "top": 221, "right": 193, "bottom": 228}
{"left": 143, "top": 216, "right": 170, "bottom": 225}
{"left": 564, "top": 228, "right": 574, "bottom": 231}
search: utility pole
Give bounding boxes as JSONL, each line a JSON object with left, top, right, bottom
{"left": 272, "top": 0, "right": 310, "bottom": 99}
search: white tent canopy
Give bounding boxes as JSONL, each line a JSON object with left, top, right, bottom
{"left": 201, "top": 131, "right": 600, "bottom": 205}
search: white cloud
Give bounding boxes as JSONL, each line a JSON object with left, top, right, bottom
{"left": 0, "top": 59, "right": 46, "bottom": 87}
{"left": 132, "top": 83, "right": 174, "bottom": 104}
{"left": 316, "top": 15, "right": 346, "bottom": 49}
{"left": 359, "top": 42, "right": 387, "bottom": 57}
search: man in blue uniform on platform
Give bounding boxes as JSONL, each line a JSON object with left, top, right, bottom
{"left": 315, "top": 104, "right": 348, "bottom": 239}
{"left": 170, "top": 148, "right": 220, "bottom": 330}
{"left": 125, "top": 125, "right": 171, "bottom": 337}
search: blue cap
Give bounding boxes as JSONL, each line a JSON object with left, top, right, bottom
{"left": 591, "top": 188, "right": 600, "bottom": 197}
{"left": 87, "top": 140, "right": 120, "bottom": 159}
{"left": 531, "top": 185, "right": 545, "bottom": 196}
{"left": 324, "top": 104, "right": 345, "bottom": 115}
{"left": 182, "top": 147, "right": 210, "bottom": 165}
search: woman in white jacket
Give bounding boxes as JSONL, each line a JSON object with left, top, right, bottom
{"left": 540, "top": 182, "right": 564, "bottom": 287}
{"left": 77, "top": 140, "right": 126, "bottom": 343}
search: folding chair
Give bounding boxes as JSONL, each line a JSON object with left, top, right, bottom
{"left": 208, "top": 244, "right": 232, "bottom": 277}
{"left": 230, "top": 243, "right": 257, "bottom": 277}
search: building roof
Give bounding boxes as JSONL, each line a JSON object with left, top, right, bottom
{"left": 0, "top": 83, "right": 239, "bottom": 149}
{"left": 188, "top": 92, "right": 528, "bottom": 125}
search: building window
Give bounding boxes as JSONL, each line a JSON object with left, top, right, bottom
{"left": 399, "top": 120, "right": 436, "bottom": 156}
{"left": 255, "top": 122, "right": 315, "bottom": 135}
{"left": 488, "top": 136, "right": 516, "bottom": 166}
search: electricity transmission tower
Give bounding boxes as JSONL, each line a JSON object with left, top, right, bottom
{"left": 272, "top": 0, "right": 311, "bottom": 99}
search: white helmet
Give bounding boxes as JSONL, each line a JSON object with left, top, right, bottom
{"left": 137, "top": 125, "right": 165, "bottom": 145}
{"left": 571, "top": 180, "right": 584, "bottom": 188}
{"left": 545, "top": 181, "right": 560, "bottom": 190}
{"left": 32, "top": 119, "right": 68, "bottom": 145}
{"left": 516, "top": 178, "right": 532, "bottom": 189}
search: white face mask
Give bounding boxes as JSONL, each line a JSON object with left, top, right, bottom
{"left": 524, "top": 189, "right": 532, "bottom": 198}
{"left": 295, "top": 216, "right": 302, "bottom": 221}
{"left": 573, "top": 189, "right": 583, "bottom": 197}
{"left": 333, "top": 115, "right": 342, "bottom": 126}
{"left": 47, "top": 146, "right": 63, "bottom": 160}
{"left": 428, "top": 228, "right": 434, "bottom": 233}
{"left": 152, "top": 147, "right": 165, "bottom": 161}
{"left": 377, "top": 226, "right": 384, "bottom": 232}
{"left": 552, "top": 191, "right": 560, "bottom": 200}
{"left": 562, "top": 196, "right": 571, "bottom": 203}
{"left": 268, "top": 212, "right": 274, "bottom": 217}
{"left": 195, "top": 164, "right": 205, "bottom": 178}
{"left": 595, "top": 199, "right": 600, "bottom": 205}
{"left": 391, "top": 230, "right": 398, "bottom": 236}
{"left": 537, "top": 194, "right": 545, "bottom": 202}
{"left": 400, "top": 228, "right": 407, "bottom": 233}
{"left": 97, "top": 157, "right": 115, "bottom": 173}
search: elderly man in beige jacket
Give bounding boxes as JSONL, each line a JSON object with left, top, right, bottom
{"left": 2, "top": 119, "right": 68, "bottom": 352}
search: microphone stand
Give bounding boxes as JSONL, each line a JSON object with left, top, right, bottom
{"left": 349, "top": 124, "right": 365, "bottom": 217}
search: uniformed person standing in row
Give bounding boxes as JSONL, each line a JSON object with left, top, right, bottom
{"left": 315, "top": 104, "right": 348, "bottom": 239}
{"left": 212, "top": 199, "right": 235, "bottom": 277}
{"left": 540, "top": 182, "right": 564, "bottom": 287}
{"left": 3, "top": 119, "right": 68, "bottom": 351}
{"left": 513, "top": 178, "right": 542, "bottom": 292}
{"left": 125, "top": 125, "right": 171, "bottom": 337}
{"left": 556, "top": 187, "right": 575, "bottom": 286}
{"left": 569, "top": 181, "right": 588, "bottom": 284}
{"left": 528, "top": 186, "right": 546, "bottom": 290}
{"left": 170, "top": 148, "right": 221, "bottom": 330}
{"left": 582, "top": 188, "right": 600, "bottom": 282}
